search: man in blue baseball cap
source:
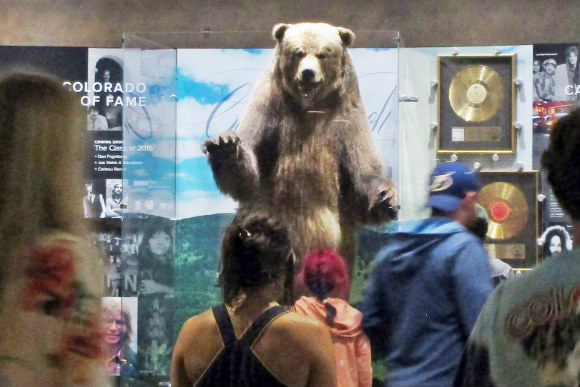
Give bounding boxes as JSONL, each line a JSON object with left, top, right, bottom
{"left": 361, "top": 161, "right": 493, "bottom": 387}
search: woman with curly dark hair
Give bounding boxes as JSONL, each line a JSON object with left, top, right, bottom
{"left": 171, "top": 210, "right": 336, "bottom": 387}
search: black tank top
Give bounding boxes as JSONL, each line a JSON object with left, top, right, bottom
{"left": 195, "top": 304, "right": 291, "bottom": 387}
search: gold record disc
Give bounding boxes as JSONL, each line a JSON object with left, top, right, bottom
{"left": 477, "top": 181, "right": 528, "bottom": 240}
{"left": 449, "top": 65, "right": 504, "bottom": 122}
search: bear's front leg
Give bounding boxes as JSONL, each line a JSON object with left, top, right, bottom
{"left": 367, "top": 177, "right": 399, "bottom": 222}
{"left": 201, "top": 131, "right": 259, "bottom": 202}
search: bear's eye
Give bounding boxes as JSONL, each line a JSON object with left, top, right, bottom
{"left": 317, "top": 53, "right": 328, "bottom": 59}
{"left": 294, "top": 50, "right": 305, "bottom": 59}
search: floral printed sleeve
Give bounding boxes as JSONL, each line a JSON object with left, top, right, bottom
{"left": 0, "top": 231, "right": 110, "bottom": 387}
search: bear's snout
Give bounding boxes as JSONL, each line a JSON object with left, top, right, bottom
{"left": 301, "top": 68, "right": 316, "bottom": 82}
{"left": 296, "top": 55, "right": 322, "bottom": 85}
{"left": 298, "top": 67, "right": 321, "bottom": 84}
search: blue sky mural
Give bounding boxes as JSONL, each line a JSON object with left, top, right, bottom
{"left": 176, "top": 48, "right": 399, "bottom": 219}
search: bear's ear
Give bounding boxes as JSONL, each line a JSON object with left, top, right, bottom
{"left": 272, "top": 23, "right": 290, "bottom": 42}
{"left": 337, "top": 27, "right": 355, "bottom": 47}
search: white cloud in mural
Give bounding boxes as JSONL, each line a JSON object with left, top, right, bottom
{"left": 179, "top": 49, "right": 273, "bottom": 80}
{"left": 177, "top": 190, "right": 237, "bottom": 218}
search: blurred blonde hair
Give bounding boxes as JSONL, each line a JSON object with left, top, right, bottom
{"left": 0, "top": 69, "right": 87, "bottom": 291}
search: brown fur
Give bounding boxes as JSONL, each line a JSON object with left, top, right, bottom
{"left": 202, "top": 22, "right": 397, "bottom": 279}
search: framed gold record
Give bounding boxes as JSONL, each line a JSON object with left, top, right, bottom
{"left": 438, "top": 54, "right": 517, "bottom": 154}
{"left": 477, "top": 171, "right": 540, "bottom": 270}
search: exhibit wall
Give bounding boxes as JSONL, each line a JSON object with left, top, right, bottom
{"left": 398, "top": 45, "right": 534, "bottom": 220}
{"left": 0, "top": 39, "right": 399, "bottom": 384}
{"left": 1, "top": 31, "right": 579, "bottom": 384}
{"left": 399, "top": 43, "right": 578, "bottom": 270}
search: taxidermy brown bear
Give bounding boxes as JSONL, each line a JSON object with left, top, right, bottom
{"left": 202, "top": 22, "right": 398, "bottom": 277}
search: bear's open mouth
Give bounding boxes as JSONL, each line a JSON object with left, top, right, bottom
{"left": 298, "top": 82, "right": 318, "bottom": 99}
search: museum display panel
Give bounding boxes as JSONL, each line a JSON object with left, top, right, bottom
{"left": 1, "top": 29, "right": 578, "bottom": 386}
{"left": 117, "top": 27, "right": 401, "bottom": 386}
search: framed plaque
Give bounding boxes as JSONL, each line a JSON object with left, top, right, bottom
{"left": 477, "top": 171, "right": 539, "bottom": 270}
{"left": 438, "top": 54, "right": 517, "bottom": 154}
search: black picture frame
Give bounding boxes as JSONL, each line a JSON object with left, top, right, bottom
{"left": 478, "top": 171, "right": 539, "bottom": 270}
{"left": 438, "top": 54, "right": 517, "bottom": 154}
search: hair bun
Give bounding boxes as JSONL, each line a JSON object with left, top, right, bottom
{"left": 220, "top": 209, "right": 294, "bottom": 305}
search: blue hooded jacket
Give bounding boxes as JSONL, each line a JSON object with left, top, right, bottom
{"left": 361, "top": 217, "right": 493, "bottom": 387}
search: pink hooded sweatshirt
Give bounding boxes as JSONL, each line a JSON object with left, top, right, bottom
{"left": 293, "top": 296, "right": 372, "bottom": 387}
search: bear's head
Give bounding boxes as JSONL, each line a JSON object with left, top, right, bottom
{"left": 272, "top": 22, "right": 355, "bottom": 109}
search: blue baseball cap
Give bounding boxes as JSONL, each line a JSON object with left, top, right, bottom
{"left": 426, "top": 162, "right": 480, "bottom": 212}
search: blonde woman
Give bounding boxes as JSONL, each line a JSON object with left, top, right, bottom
{"left": 0, "top": 70, "right": 109, "bottom": 387}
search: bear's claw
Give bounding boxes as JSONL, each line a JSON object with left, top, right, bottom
{"left": 201, "top": 131, "right": 241, "bottom": 156}
{"left": 369, "top": 183, "right": 399, "bottom": 220}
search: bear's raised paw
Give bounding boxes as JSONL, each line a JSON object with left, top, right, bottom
{"left": 369, "top": 179, "right": 399, "bottom": 221}
{"left": 201, "top": 131, "right": 241, "bottom": 160}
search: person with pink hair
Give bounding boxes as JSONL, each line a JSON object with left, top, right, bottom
{"left": 294, "top": 249, "right": 372, "bottom": 387}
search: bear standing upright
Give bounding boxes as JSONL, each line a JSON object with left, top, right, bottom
{"left": 202, "top": 22, "right": 398, "bottom": 277}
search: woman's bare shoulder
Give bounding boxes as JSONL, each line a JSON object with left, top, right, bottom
{"left": 255, "top": 310, "right": 336, "bottom": 386}
{"left": 177, "top": 309, "right": 217, "bottom": 342}
{"left": 172, "top": 308, "right": 223, "bottom": 386}
{"left": 273, "top": 310, "right": 330, "bottom": 339}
